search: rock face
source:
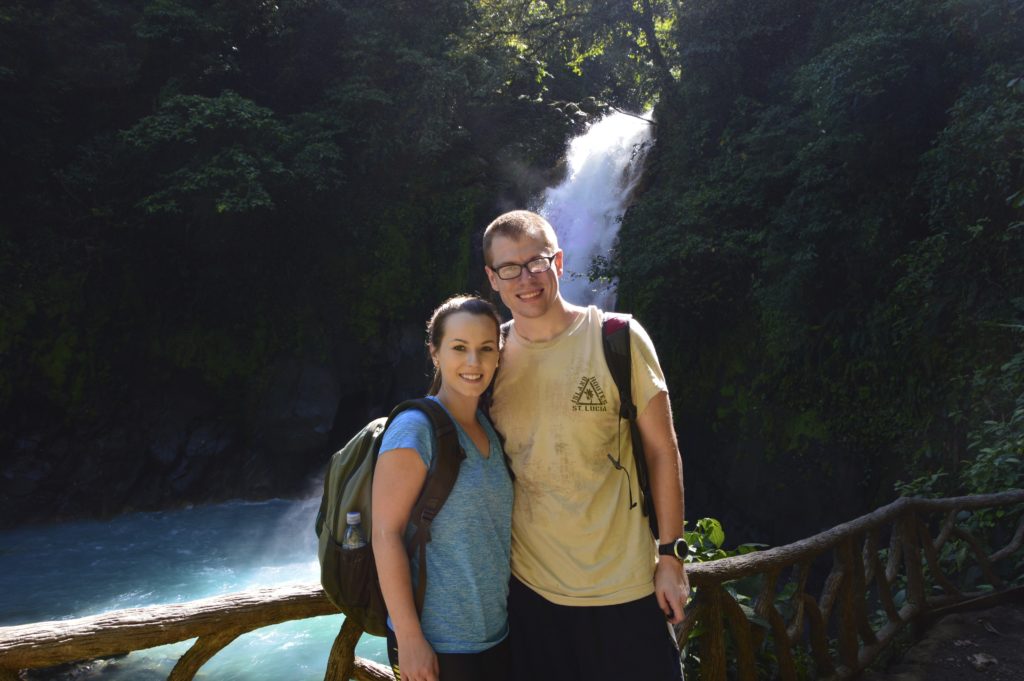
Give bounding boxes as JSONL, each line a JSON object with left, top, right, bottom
{"left": 252, "top": 359, "right": 339, "bottom": 459}
{"left": 0, "top": 330, "right": 431, "bottom": 528}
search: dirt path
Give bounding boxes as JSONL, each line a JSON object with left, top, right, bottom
{"left": 861, "top": 604, "right": 1024, "bottom": 681}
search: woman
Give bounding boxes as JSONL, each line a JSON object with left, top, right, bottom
{"left": 372, "top": 295, "right": 512, "bottom": 681}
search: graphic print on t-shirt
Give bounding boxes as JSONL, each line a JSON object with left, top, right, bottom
{"left": 571, "top": 376, "right": 608, "bottom": 412}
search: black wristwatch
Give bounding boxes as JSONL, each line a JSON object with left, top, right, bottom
{"left": 658, "top": 537, "right": 689, "bottom": 560}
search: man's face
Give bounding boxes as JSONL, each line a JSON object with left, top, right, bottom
{"left": 485, "top": 233, "right": 564, "bottom": 320}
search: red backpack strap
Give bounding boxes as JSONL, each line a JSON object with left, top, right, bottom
{"left": 602, "top": 313, "right": 635, "bottom": 420}
{"left": 601, "top": 312, "right": 659, "bottom": 540}
{"left": 385, "top": 398, "right": 465, "bottom": 614}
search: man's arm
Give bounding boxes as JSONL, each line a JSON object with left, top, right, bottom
{"left": 637, "top": 390, "right": 690, "bottom": 624}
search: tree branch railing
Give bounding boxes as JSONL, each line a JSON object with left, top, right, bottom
{"left": 1, "top": 490, "right": 1021, "bottom": 681}
{"left": 0, "top": 586, "right": 389, "bottom": 681}
{"left": 679, "top": 489, "right": 1024, "bottom": 680}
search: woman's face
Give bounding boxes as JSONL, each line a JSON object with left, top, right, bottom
{"left": 431, "top": 311, "right": 499, "bottom": 401}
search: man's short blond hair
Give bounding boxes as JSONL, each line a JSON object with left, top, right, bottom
{"left": 482, "top": 210, "right": 560, "bottom": 266}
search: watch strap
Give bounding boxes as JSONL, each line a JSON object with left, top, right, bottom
{"left": 658, "top": 537, "right": 689, "bottom": 559}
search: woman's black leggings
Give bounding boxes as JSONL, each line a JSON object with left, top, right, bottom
{"left": 385, "top": 628, "right": 510, "bottom": 681}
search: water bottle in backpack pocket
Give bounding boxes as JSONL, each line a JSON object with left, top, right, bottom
{"left": 314, "top": 399, "right": 465, "bottom": 637}
{"left": 342, "top": 512, "right": 367, "bottom": 549}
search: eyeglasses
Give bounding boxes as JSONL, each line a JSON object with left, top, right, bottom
{"left": 492, "top": 254, "right": 557, "bottom": 280}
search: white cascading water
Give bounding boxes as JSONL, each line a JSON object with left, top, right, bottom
{"left": 540, "top": 110, "right": 654, "bottom": 310}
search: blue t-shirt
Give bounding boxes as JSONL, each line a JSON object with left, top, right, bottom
{"left": 378, "top": 397, "right": 513, "bottom": 653}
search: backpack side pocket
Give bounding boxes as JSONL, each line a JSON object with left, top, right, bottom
{"left": 322, "top": 541, "right": 373, "bottom": 608}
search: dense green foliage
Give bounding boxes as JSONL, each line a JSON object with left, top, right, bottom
{"left": 1, "top": 0, "right": 1021, "bottom": 522}
{"left": 614, "top": 0, "right": 1024, "bottom": 506}
{"left": 0, "top": 0, "right": 585, "bottom": 433}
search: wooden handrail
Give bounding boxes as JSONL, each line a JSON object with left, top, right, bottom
{"left": 687, "top": 490, "right": 1024, "bottom": 583}
{"left": 1, "top": 490, "right": 1021, "bottom": 680}
{"left": 0, "top": 585, "right": 331, "bottom": 668}
{"left": 0, "top": 585, "right": 389, "bottom": 681}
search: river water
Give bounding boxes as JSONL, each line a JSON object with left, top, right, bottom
{"left": 0, "top": 497, "right": 387, "bottom": 679}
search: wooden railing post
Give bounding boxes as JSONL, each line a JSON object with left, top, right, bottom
{"left": 918, "top": 518, "right": 961, "bottom": 597}
{"left": 698, "top": 586, "right": 727, "bottom": 681}
{"left": 168, "top": 628, "right": 243, "bottom": 681}
{"left": 801, "top": 593, "right": 835, "bottom": 676}
{"left": 900, "top": 511, "right": 928, "bottom": 640}
{"left": 901, "top": 512, "right": 925, "bottom": 611}
{"left": 720, "top": 588, "right": 757, "bottom": 681}
{"left": 325, "top": 616, "right": 364, "bottom": 681}
{"left": 835, "top": 538, "right": 859, "bottom": 671}
{"left": 755, "top": 569, "right": 798, "bottom": 681}
{"left": 850, "top": 533, "right": 876, "bottom": 646}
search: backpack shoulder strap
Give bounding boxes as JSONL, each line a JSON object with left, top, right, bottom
{"left": 601, "top": 312, "right": 635, "bottom": 421}
{"left": 385, "top": 397, "right": 465, "bottom": 614}
{"left": 398, "top": 398, "right": 464, "bottom": 525}
{"left": 601, "top": 312, "right": 659, "bottom": 539}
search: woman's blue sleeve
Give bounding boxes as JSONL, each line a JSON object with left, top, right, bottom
{"left": 378, "top": 409, "right": 434, "bottom": 468}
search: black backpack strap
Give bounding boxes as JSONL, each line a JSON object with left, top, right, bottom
{"left": 602, "top": 313, "right": 659, "bottom": 540}
{"left": 385, "top": 397, "right": 465, "bottom": 615}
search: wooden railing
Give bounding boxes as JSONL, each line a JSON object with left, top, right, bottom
{"left": 680, "top": 489, "right": 1024, "bottom": 680}
{"left": 0, "top": 585, "right": 390, "bottom": 681}
{"left": 1, "top": 490, "right": 1021, "bottom": 681}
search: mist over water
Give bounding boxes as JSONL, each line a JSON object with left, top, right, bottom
{"left": 540, "top": 110, "right": 654, "bottom": 310}
{"left": 0, "top": 498, "right": 388, "bottom": 679}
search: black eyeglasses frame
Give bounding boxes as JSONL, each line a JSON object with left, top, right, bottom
{"left": 492, "top": 254, "right": 557, "bottom": 281}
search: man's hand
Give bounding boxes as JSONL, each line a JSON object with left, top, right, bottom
{"left": 654, "top": 557, "right": 690, "bottom": 624}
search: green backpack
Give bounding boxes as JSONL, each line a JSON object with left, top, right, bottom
{"left": 314, "top": 398, "right": 465, "bottom": 636}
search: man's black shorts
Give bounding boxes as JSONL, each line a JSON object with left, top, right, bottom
{"left": 508, "top": 576, "right": 684, "bottom": 680}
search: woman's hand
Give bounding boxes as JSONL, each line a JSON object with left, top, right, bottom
{"left": 396, "top": 631, "right": 440, "bottom": 681}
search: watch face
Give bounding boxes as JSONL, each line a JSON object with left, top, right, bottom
{"left": 659, "top": 538, "right": 688, "bottom": 559}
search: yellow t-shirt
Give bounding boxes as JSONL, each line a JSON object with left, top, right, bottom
{"left": 491, "top": 305, "right": 668, "bottom": 606}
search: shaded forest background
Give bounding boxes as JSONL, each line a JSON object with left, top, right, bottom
{"left": 1, "top": 0, "right": 1022, "bottom": 543}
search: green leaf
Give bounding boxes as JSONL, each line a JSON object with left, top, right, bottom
{"left": 698, "top": 517, "right": 726, "bottom": 548}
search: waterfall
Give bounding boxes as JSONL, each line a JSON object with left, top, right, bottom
{"left": 540, "top": 110, "right": 654, "bottom": 310}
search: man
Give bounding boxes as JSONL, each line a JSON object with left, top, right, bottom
{"left": 483, "top": 210, "right": 689, "bottom": 680}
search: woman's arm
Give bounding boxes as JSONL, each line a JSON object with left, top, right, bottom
{"left": 372, "top": 448, "right": 439, "bottom": 681}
